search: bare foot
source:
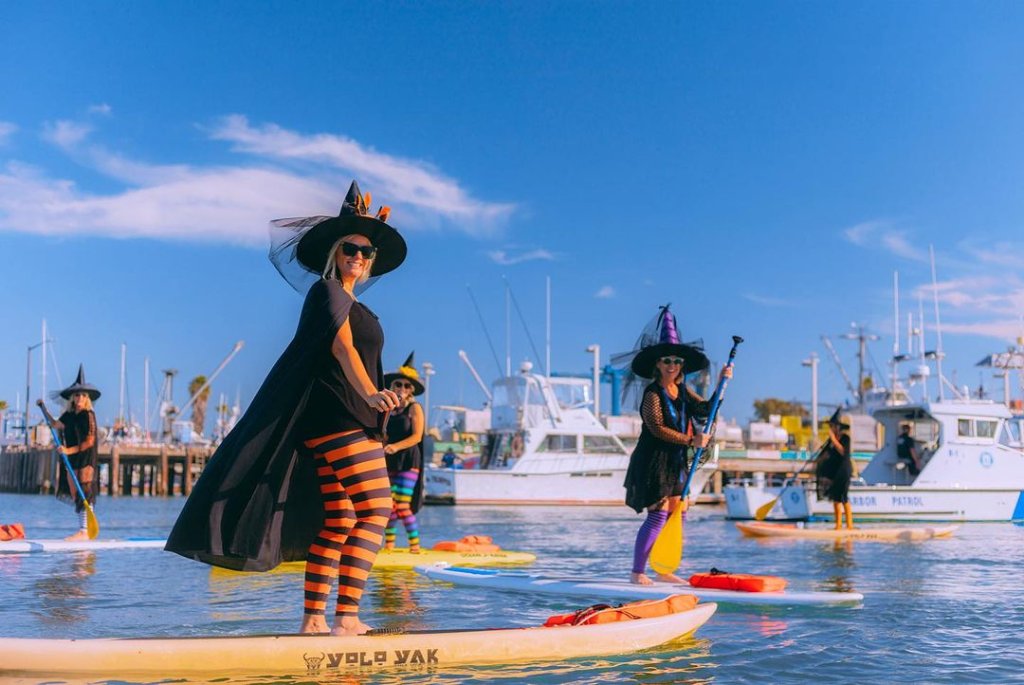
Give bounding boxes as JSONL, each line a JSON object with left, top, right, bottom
{"left": 64, "top": 530, "right": 89, "bottom": 542}
{"left": 655, "top": 573, "right": 687, "bottom": 584}
{"left": 299, "top": 615, "right": 329, "bottom": 634}
{"left": 331, "top": 615, "right": 372, "bottom": 636}
{"left": 630, "top": 572, "right": 654, "bottom": 586}
{"left": 384, "top": 543, "right": 395, "bottom": 551}
{"left": 409, "top": 547, "right": 421, "bottom": 554}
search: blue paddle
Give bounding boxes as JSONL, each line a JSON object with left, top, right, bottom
{"left": 38, "top": 404, "right": 100, "bottom": 539}
{"left": 649, "top": 335, "right": 742, "bottom": 575}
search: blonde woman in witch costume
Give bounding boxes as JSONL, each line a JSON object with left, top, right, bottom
{"left": 166, "top": 181, "right": 405, "bottom": 636}
{"left": 816, "top": 410, "right": 856, "bottom": 530}
{"left": 622, "top": 306, "right": 731, "bottom": 585}
{"left": 382, "top": 352, "right": 426, "bottom": 552}
{"left": 37, "top": 365, "right": 100, "bottom": 541}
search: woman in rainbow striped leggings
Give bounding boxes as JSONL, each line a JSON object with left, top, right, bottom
{"left": 166, "top": 180, "right": 406, "bottom": 637}
{"left": 382, "top": 353, "right": 427, "bottom": 552}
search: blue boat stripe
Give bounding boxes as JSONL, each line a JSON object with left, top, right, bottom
{"left": 1013, "top": 492, "right": 1024, "bottom": 521}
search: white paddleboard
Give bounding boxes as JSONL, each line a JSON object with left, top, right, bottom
{"left": 0, "top": 538, "right": 167, "bottom": 554}
{"left": 736, "top": 521, "right": 959, "bottom": 541}
{"left": 0, "top": 603, "right": 717, "bottom": 677}
{"left": 416, "top": 564, "right": 864, "bottom": 607}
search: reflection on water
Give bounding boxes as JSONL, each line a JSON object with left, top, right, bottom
{"left": 31, "top": 551, "right": 96, "bottom": 625}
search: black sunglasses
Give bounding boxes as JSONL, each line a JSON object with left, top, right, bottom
{"left": 340, "top": 241, "right": 377, "bottom": 259}
{"left": 392, "top": 381, "right": 414, "bottom": 390}
{"left": 659, "top": 357, "right": 684, "bottom": 365}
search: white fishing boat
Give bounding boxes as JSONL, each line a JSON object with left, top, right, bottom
{"left": 426, "top": 362, "right": 717, "bottom": 506}
{"left": 726, "top": 398, "right": 1024, "bottom": 521}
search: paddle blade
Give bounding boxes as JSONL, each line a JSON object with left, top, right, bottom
{"left": 649, "top": 506, "right": 683, "bottom": 575}
{"left": 85, "top": 502, "right": 100, "bottom": 540}
{"left": 754, "top": 496, "right": 781, "bottom": 521}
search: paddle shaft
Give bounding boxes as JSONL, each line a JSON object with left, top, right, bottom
{"left": 679, "top": 336, "right": 743, "bottom": 499}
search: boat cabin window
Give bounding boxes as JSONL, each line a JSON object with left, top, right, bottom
{"left": 550, "top": 381, "right": 590, "bottom": 410}
{"left": 583, "top": 435, "right": 627, "bottom": 454}
{"left": 999, "top": 420, "right": 1022, "bottom": 448}
{"left": 538, "top": 434, "right": 578, "bottom": 453}
{"left": 957, "top": 418, "right": 999, "bottom": 440}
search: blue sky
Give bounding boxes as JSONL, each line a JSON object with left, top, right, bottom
{"left": 2, "top": 2, "right": 1024, "bottom": 430}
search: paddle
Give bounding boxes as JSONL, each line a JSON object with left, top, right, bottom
{"left": 753, "top": 442, "right": 826, "bottom": 521}
{"left": 649, "top": 335, "right": 743, "bottom": 576}
{"left": 37, "top": 403, "right": 100, "bottom": 539}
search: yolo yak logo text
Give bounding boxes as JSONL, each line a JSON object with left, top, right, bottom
{"left": 304, "top": 649, "right": 440, "bottom": 671}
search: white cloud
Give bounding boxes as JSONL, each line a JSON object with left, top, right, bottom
{"left": 0, "top": 122, "right": 16, "bottom": 146}
{"left": 41, "top": 120, "right": 93, "bottom": 149}
{"left": 963, "top": 241, "right": 1024, "bottom": 270}
{"left": 841, "top": 219, "right": 926, "bottom": 261}
{"left": 87, "top": 103, "right": 112, "bottom": 116}
{"left": 210, "top": 116, "right": 515, "bottom": 234}
{"left": 0, "top": 116, "right": 515, "bottom": 245}
{"left": 742, "top": 292, "right": 795, "bottom": 307}
{"left": 487, "top": 248, "right": 555, "bottom": 265}
{"left": 594, "top": 285, "right": 615, "bottom": 299}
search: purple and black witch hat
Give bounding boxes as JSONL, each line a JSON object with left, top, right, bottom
{"left": 629, "top": 305, "right": 709, "bottom": 378}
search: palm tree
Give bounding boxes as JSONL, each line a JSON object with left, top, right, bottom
{"left": 0, "top": 400, "right": 7, "bottom": 431}
{"left": 188, "top": 376, "right": 211, "bottom": 438}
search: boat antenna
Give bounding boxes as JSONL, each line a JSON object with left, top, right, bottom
{"left": 458, "top": 350, "right": 493, "bottom": 402}
{"left": 545, "top": 276, "right": 551, "bottom": 378}
{"left": 892, "top": 271, "right": 900, "bottom": 397}
{"left": 929, "top": 245, "right": 946, "bottom": 401}
{"left": 466, "top": 284, "right": 503, "bottom": 376}
{"left": 502, "top": 276, "right": 544, "bottom": 371}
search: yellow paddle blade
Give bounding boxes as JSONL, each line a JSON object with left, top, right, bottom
{"left": 754, "top": 495, "right": 781, "bottom": 521}
{"left": 649, "top": 506, "right": 683, "bottom": 576}
{"left": 85, "top": 502, "right": 100, "bottom": 540}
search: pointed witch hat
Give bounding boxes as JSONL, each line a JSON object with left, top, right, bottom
{"left": 58, "top": 364, "right": 102, "bottom": 401}
{"left": 828, "top": 407, "right": 851, "bottom": 429}
{"left": 383, "top": 352, "right": 425, "bottom": 396}
{"left": 291, "top": 180, "right": 407, "bottom": 277}
{"left": 630, "top": 305, "right": 709, "bottom": 378}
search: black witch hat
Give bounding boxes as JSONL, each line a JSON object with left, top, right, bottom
{"left": 629, "top": 305, "right": 709, "bottom": 379}
{"left": 383, "top": 352, "right": 425, "bottom": 396}
{"left": 828, "top": 407, "right": 851, "bottom": 429}
{"left": 269, "top": 180, "right": 407, "bottom": 292}
{"left": 58, "top": 364, "right": 101, "bottom": 401}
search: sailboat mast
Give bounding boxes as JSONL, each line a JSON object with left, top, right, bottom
{"left": 545, "top": 276, "right": 551, "bottom": 378}
{"left": 929, "top": 245, "right": 945, "bottom": 401}
{"left": 143, "top": 356, "right": 150, "bottom": 442}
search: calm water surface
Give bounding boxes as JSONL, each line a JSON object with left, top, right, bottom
{"left": 1, "top": 493, "right": 1022, "bottom": 684}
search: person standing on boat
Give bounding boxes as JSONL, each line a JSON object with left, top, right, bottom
{"left": 166, "top": 181, "right": 406, "bottom": 636}
{"left": 620, "top": 306, "right": 730, "bottom": 585}
{"left": 382, "top": 352, "right": 427, "bottom": 553}
{"left": 897, "top": 424, "right": 922, "bottom": 476}
{"left": 816, "top": 410, "right": 855, "bottom": 529}
{"left": 36, "top": 366, "right": 100, "bottom": 541}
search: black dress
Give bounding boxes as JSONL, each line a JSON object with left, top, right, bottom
{"left": 624, "top": 383, "right": 709, "bottom": 513}
{"left": 816, "top": 433, "right": 853, "bottom": 503}
{"left": 56, "top": 409, "right": 98, "bottom": 512}
{"left": 165, "top": 279, "right": 385, "bottom": 571}
{"left": 385, "top": 402, "right": 425, "bottom": 513}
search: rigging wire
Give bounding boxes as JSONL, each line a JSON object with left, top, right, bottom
{"left": 466, "top": 285, "right": 503, "bottom": 377}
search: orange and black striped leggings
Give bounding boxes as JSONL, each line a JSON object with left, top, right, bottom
{"left": 302, "top": 429, "right": 392, "bottom": 618}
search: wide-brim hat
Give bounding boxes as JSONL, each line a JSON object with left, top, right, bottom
{"left": 383, "top": 352, "right": 425, "bottom": 395}
{"left": 631, "top": 342, "right": 709, "bottom": 379}
{"left": 293, "top": 181, "right": 407, "bottom": 277}
{"left": 58, "top": 364, "right": 101, "bottom": 401}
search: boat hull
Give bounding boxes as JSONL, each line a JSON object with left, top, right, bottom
{"left": 724, "top": 483, "right": 1024, "bottom": 522}
{"left": 0, "top": 604, "right": 717, "bottom": 677}
{"left": 426, "top": 465, "right": 714, "bottom": 506}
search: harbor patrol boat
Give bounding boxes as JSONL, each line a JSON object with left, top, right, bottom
{"left": 427, "top": 362, "right": 717, "bottom": 505}
{"left": 725, "top": 399, "right": 1024, "bottom": 522}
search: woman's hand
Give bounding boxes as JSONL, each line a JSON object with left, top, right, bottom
{"left": 366, "top": 389, "right": 400, "bottom": 412}
{"left": 58, "top": 446, "right": 70, "bottom": 456}
{"left": 693, "top": 432, "right": 712, "bottom": 449}
{"left": 383, "top": 444, "right": 397, "bottom": 455}
{"left": 721, "top": 365, "right": 733, "bottom": 380}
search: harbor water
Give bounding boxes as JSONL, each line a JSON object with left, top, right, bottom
{"left": 1, "top": 493, "right": 1022, "bottom": 684}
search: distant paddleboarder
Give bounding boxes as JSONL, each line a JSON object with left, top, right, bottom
{"left": 37, "top": 365, "right": 101, "bottom": 541}
{"left": 166, "top": 180, "right": 406, "bottom": 636}
{"left": 816, "top": 410, "right": 856, "bottom": 530}
{"left": 382, "top": 352, "right": 427, "bottom": 553}
{"left": 619, "top": 306, "right": 730, "bottom": 585}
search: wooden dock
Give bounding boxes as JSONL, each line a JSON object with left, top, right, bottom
{"left": 0, "top": 443, "right": 214, "bottom": 496}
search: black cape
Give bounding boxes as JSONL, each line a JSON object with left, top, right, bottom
{"left": 55, "top": 409, "right": 98, "bottom": 513}
{"left": 816, "top": 433, "right": 853, "bottom": 503}
{"left": 165, "top": 279, "right": 364, "bottom": 571}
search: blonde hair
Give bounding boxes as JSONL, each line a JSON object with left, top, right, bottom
{"left": 66, "top": 394, "right": 94, "bottom": 413}
{"left": 322, "top": 235, "right": 376, "bottom": 285}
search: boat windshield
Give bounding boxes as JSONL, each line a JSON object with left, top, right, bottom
{"left": 548, "top": 380, "right": 590, "bottom": 409}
